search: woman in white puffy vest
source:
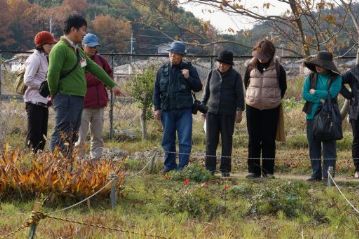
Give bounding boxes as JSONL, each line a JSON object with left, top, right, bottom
{"left": 244, "top": 39, "right": 287, "bottom": 179}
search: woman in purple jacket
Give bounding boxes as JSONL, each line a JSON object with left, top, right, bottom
{"left": 76, "top": 33, "right": 113, "bottom": 160}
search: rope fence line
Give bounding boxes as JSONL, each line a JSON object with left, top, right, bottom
{"left": 125, "top": 152, "right": 157, "bottom": 178}
{"left": 328, "top": 171, "right": 359, "bottom": 215}
{"left": 44, "top": 212, "right": 169, "bottom": 239}
{"left": 1, "top": 154, "right": 358, "bottom": 238}
{"left": 49, "top": 178, "right": 115, "bottom": 214}
{"left": 0, "top": 210, "right": 169, "bottom": 239}
{"left": 161, "top": 150, "right": 349, "bottom": 161}
{"left": 47, "top": 154, "right": 158, "bottom": 214}
{"left": 0, "top": 223, "right": 29, "bottom": 239}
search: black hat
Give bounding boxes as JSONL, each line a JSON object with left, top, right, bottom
{"left": 216, "top": 50, "right": 234, "bottom": 65}
{"left": 304, "top": 51, "right": 340, "bottom": 75}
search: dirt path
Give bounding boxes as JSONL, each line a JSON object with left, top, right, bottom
{"left": 224, "top": 172, "right": 359, "bottom": 183}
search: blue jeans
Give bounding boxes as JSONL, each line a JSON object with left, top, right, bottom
{"left": 161, "top": 108, "right": 192, "bottom": 170}
{"left": 307, "top": 120, "right": 336, "bottom": 179}
{"left": 50, "top": 93, "right": 84, "bottom": 158}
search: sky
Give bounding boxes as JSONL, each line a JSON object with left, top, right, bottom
{"left": 180, "top": 0, "right": 291, "bottom": 33}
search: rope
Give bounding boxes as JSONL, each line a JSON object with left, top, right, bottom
{"left": 0, "top": 223, "right": 28, "bottom": 239}
{"left": 49, "top": 178, "right": 115, "bottom": 214}
{"left": 43, "top": 212, "right": 168, "bottom": 239}
{"left": 328, "top": 172, "right": 359, "bottom": 215}
{"left": 126, "top": 152, "right": 157, "bottom": 177}
{"left": 47, "top": 153, "right": 158, "bottom": 214}
{"left": 162, "top": 150, "right": 340, "bottom": 161}
{"left": 0, "top": 211, "right": 47, "bottom": 239}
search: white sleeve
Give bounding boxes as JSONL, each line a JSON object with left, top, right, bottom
{"left": 24, "top": 54, "right": 41, "bottom": 89}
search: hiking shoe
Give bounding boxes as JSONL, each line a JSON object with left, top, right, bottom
{"left": 246, "top": 173, "right": 260, "bottom": 179}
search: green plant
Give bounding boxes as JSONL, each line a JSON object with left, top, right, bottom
{"left": 169, "top": 163, "right": 214, "bottom": 182}
{"left": 126, "top": 66, "right": 157, "bottom": 140}
{"left": 162, "top": 185, "right": 225, "bottom": 219}
{"left": 248, "top": 181, "right": 312, "bottom": 218}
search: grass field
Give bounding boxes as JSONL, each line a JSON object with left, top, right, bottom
{"left": 1, "top": 74, "right": 359, "bottom": 238}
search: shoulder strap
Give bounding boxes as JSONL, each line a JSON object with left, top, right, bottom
{"left": 309, "top": 72, "right": 317, "bottom": 89}
{"left": 274, "top": 60, "right": 286, "bottom": 91}
{"left": 60, "top": 49, "right": 80, "bottom": 80}
{"left": 328, "top": 74, "right": 337, "bottom": 88}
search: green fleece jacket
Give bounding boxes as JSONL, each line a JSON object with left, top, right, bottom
{"left": 47, "top": 37, "right": 116, "bottom": 96}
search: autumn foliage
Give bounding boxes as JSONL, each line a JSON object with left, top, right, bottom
{"left": 0, "top": 148, "right": 125, "bottom": 199}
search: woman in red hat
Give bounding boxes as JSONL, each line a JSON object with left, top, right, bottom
{"left": 24, "top": 31, "right": 57, "bottom": 152}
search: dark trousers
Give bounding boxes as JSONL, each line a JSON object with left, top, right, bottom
{"left": 350, "top": 119, "right": 359, "bottom": 171}
{"left": 50, "top": 93, "right": 84, "bottom": 158}
{"left": 307, "top": 120, "right": 336, "bottom": 179}
{"left": 246, "top": 105, "right": 279, "bottom": 176}
{"left": 25, "top": 102, "right": 48, "bottom": 153}
{"left": 205, "top": 112, "right": 236, "bottom": 173}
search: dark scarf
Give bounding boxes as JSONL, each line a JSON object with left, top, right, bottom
{"left": 257, "top": 58, "right": 273, "bottom": 73}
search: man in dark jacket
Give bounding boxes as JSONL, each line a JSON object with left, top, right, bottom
{"left": 76, "top": 33, "right": 112, "bottom": 159}
{"left": 202, "top": 50, "right": 245, "bottom": 177}
{"left": 341, "top": 64, "right": 359, "bottom": 178}
{"left": 153, "top": 41, "right": 202, "bottom": 173}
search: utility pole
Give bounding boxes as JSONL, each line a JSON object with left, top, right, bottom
{"left": 129, "top": 31, "right": 135, "bottom": 74}
{"left": 49, "top": 17, "right": 53, "bottom": 34}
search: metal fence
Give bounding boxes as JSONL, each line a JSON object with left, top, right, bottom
{"left": 0, "top": 51, "right": 356, "bottom": 140}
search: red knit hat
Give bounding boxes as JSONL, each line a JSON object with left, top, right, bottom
{"left": 34, "top": 31, "right": 57, "bottom": 47}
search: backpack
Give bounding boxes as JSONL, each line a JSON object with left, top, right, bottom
{"left": 15, "top": 66, "right": 27, "bottom": 95}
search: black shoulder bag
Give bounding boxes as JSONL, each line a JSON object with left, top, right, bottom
{"left": 312, "top": 76, "right": 343, "bottom": 141}
{"left": 39, "top": 50, "right": 80, "bottom": 97}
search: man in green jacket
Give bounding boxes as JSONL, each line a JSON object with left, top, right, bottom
{"left": 48, "top": 14, "right": 121, "bottom": 158}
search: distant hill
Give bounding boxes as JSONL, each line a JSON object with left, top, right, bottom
{"left": 0, "top": 0, "right": 214, "bottom": 54}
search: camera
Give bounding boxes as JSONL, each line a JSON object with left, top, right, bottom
{"left": 192, "top": 99, "right": 208, "bottom": 114}
{"left": 179, "top": 62, "right": 191, "bottom": 70}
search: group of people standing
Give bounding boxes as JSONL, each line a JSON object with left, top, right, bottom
{"left": 24, "top": 14, "right": 121, "bottom": 160}
{"left": 154, "top": 39, "right": 359, "bottom": 181}
{"left": 154, "top": 39, "right": 287, "bottom": 178}
{"left": 22, "top": 14, "right": 359, "bottom": 181}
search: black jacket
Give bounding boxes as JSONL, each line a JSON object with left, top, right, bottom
{"left": 201, "top": 67, "right": 244, "bottom": 115}
{"left": 341, "top": 64, "right": 359, "bottom": 120}
{"left": 153, "top": 61, "right": 202, "bottom": 111}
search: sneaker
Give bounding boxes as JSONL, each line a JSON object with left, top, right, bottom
{"left": 354, "top": 171, "right": 359, "bottom": 179}
{"left": 221, "top": 172, "right": 230, "bottom": 177}
{"left": 246, "top": 173, "right": 260, "bottom": 179}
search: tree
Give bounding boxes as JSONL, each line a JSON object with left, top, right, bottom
{"left": 62, "top": 0, "right": 88, "bottom": 14}
{"left": 176, "top": 0, "right": 352, "bottom": 56}
{"left": 6, "top": 0, "right": 43, "bottom": 50}
{"left": 126, "top": 66, "right": 156, "bottom": 140}
{"left": 0, "top": 0, "right": 15, "bottom": 49}
{"left": 91, "top": 15, "right": 131, "bottom": 52}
